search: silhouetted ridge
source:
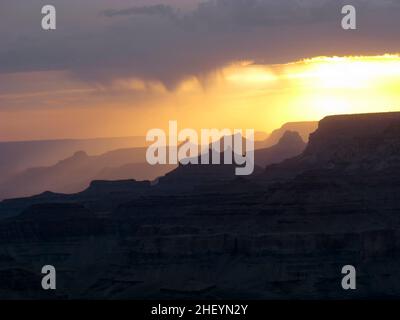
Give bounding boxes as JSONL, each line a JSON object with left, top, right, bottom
{"left": 278, "top": 131, "right": 304, "bottom": 146}
{"left": 1, "top": 112, "right": 400, "bottom": 299}
{"left": 256, "top": 121, "right": 317, "bottom": 148}
{"left": 263, "top": 111, "right": 400, "bottom": 181}
{"left": 83, "top": 179, "right": 151, "bottom": 194}
{"left": 0, "top": 145, "right": 174, "bottom": 200}
{"left": 254, "top": 130, "right": 306, "bottom": 168}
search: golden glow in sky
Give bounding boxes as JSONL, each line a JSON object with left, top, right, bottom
{"left": 0, "top": 55, "right": 400, "bottom": 141}
{"left": 165, "top": 54, "right": 400, "bottom": 134}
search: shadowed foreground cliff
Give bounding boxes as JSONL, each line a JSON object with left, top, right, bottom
{"left": 0, "top": 112, "right": 400, "bottom": 299}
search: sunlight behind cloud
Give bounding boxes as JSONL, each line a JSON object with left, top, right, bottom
{"left": 224, "top": 63, "right": 277, "bottom": 85}
{"left": 286, "top": 55, "right": 400, "bottom": 89}
{"left": 1, "top": 55, "right": 400, "bottom": 141}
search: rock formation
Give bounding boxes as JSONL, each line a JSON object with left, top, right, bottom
{"left": 0, "top": 112, "right": 400, "bottom": 299}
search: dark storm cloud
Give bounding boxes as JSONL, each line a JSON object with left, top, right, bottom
{"left": 1, "top": 0, "right": 400, "bottom": 89}
{"left": 101, "top": 0, "right": 400, "bottom": 29}
{"left": 102, "top": 4, "right": 177, "bottom": 19}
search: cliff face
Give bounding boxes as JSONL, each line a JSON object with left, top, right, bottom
{"left": 304, "top": 112, "right": 400, "bottom": 165}
{"left": 263, "top": 112, "right": 400, "bottom": 181}
{"left": 263, "top": 112, "right": 400, "bottom": 214}
{"left": 1, "top": 112, "right": 400, "bottom": 299}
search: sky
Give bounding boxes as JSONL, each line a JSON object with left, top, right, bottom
{"left": 0, "top": 0, "right": 400, "bottom": 141}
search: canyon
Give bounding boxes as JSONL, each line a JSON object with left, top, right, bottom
{"left": 0, "top": 113, "right": 399, "bottom": 299}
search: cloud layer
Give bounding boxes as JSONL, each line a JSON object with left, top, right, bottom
{"left": 1, "top": 0, "right": 400, "bottom": 89}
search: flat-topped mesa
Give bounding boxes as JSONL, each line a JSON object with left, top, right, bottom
{"left": 304, "top": 112, "right": 400, "bottom": 162}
